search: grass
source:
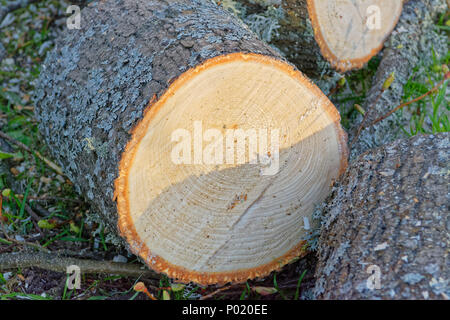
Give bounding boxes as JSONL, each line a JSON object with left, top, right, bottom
{"left": 331, "top": 50, "right": 448, "bottom": 137}
{"left": 332, "top": 56, "right": 381, "bottom": 130}
{"left": 0, "top": 1, "right": 108, "bottom": 299}
{"left": 399, "top": 50, "right": 449, "bottom": 136}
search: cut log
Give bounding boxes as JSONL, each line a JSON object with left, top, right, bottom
{"left": 307, "top": 0, "right": 404, "bottom": 72}
{"left": 314, "top": 133, "right": 449, "bottom": 299}
{"left": 234, "top": 0, "right": 404, "bottom": 77}
{"left": 34, "top": 0, "right": 348, "bottom": 285}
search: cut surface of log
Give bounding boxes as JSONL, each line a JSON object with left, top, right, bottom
{"left": 314, "top": 133, "right": 449, "bottom": 299}
{"left": 34, "top": 0, "right": 348, "bottom": 285}
{"left": 307, "top": 0, "right": 404, "bottom": 72}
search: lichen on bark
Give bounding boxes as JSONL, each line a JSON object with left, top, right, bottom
{"left": 314, "top": 132, "right": 449, "bottom": 299}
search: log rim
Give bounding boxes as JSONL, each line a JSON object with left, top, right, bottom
{"left": 114, "top": 52, "right": 348, "bottom": 285}
{"left": 306, "top": 0, "right": 404, "bottom": 72}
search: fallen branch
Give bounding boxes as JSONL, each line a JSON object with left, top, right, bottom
{"left": 199, "top": 284, "right": 242, "bottom": 300}
{"left": 0, "top": 251, "right": 161, "bottom": 279}
{"left": 0, "top": 130, "right": 64, "bottom": 176}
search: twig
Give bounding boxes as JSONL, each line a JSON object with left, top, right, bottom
{"left": 327, "top": 77, "right": 346, "bottom": 98}
{"left": 199, "top": 284, "right": 242, "bottom": 300}
{"left": 17, "top": 194, "right": 83, "bottom": 204}
{"left": 0, "top": 251, "right": 161, "bottom": 279}
{"left": 3, "top": 188, "right": 45, "bottom": 237}
{"left": 0, "top": 225, "right": 49, "bottom": 253}
{"left": 0, "top": 204, "right": 47, "bottom": 252}
{"left": 23, "top": 202, "right": 45, "bottom": 237}
{"left": 0, "top": 131, "right": 64, "bottom": 176}
{"left": 369, "top": 72, "right": 450, "bottom": 127}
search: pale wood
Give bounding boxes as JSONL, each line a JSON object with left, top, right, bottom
{"left": 307, "top": 0, "right": 404, "bottom": 71}
{"left": 116, "top": 53, "right": 348, "bottom": 284}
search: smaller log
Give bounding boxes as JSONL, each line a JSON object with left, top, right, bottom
{"left": 314, "top": 133, "right": 449, "bottom": 300}
{"left": 234, "top": 0, "right": 332, "bottom": 80}
{"left": 234, "top": 0, "right": 404, "bottom": 76}
{"left": 307, "top": 0, "right": 404, "bottom": 72}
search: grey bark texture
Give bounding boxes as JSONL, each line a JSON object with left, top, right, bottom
{"left": 314, "top": 132, "right": 449, "bottom": 300}
{"left": 33, "top": 0, "right": 285, "bottom": 247}
{"left": 233, "top": 0, "right": 341, "bottom": 93}
{"left": 349, "top": 0, "right": 448, "bottom": 158}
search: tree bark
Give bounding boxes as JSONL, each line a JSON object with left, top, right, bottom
{"left": 236, "top": 0, "right": 324, "bottom": 75}
{"left": 314, "top": 132, "right": 449, "bottom": 299}
{"left": 34, "top": 0, "right": 347, "bottom": 285}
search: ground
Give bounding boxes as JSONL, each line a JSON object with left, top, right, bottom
{"left": 0, "top": 0, "right": 448, "bottom": 300}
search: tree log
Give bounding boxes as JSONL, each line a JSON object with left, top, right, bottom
{"left": 34, "top": 0, "right": 347, "bottom": 285}
{"left": 233, "top": 1, "right": 404, "bottom": 78}
{"left": 314, "top": 133, "right": 449, "bottom": 299}
{"left": 306, "top": 0, "right": 404, "bottom": 72}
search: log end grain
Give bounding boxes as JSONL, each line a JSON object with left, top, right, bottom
{"left": 307, "top": 0, "right": 404, "bottom": 72}
{"left": 115, "top": 52, "right": 349, "bottom": 285}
